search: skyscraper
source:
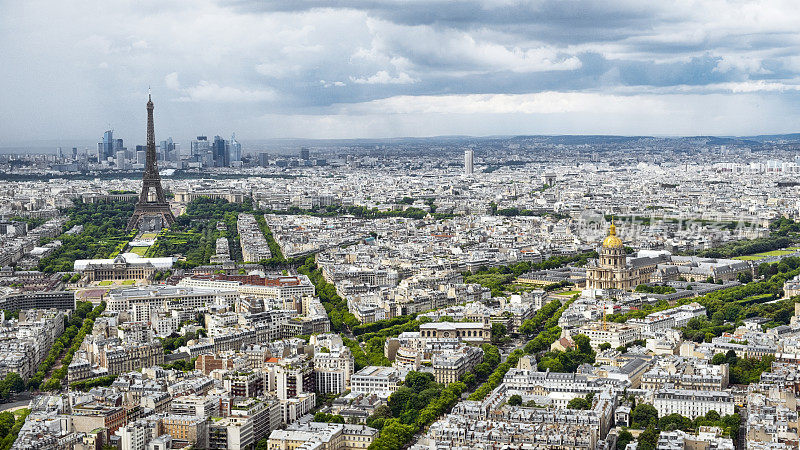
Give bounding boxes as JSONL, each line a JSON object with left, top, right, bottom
{"left": 212, "top": 135, "right": 227, "bottom": 167}
{"left": 98, "top": 130, "right": 113, "bottom": 161}
{"left": 300, "top": 147, "right": 310, "bottom": 160}
{"left": 115, "top": 150, "right": 127, "bottom": 170}
{"left": 191, "top": 136, "right": 209, "bottom": 157}
{"left": 191, "top": 136, "right": 211, "bottom": 166}
{"left": 464, "top": 150, "right": 474, "bottom": 175}
{"left": 229, "top": 134, "right": 242, "bottom": 166}
{"left": 159, "top": 137, "right": 175, "bottom": 161}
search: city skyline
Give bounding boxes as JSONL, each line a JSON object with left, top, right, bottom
{"left": 4, "top": 1, "right": 800, "bottom": 144}
{"left": 5, "top": 2, "right": 800, "bottom": 449}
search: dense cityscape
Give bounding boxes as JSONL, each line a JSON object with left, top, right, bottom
{"left": 8, "top": 0, "right": 800, "bottom": 449}
{"left": 1, "top": 93, "right": 800, "bottom": 450}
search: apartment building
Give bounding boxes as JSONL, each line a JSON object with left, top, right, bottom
{"left": 350, "top": 366, "right": 403, "bottom": 398}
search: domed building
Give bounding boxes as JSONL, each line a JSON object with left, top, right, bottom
{"left": 585, "top": 221, "right": 654, "bottom": 291}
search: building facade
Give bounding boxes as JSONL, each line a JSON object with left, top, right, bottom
{"left": 585, "top": 222, "right": 654, "bottom": 291}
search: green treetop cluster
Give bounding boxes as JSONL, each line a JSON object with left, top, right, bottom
{"left": 38, "top": 201, "right": 135, "bottom": 273}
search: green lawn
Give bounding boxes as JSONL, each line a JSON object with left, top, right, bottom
{"left": 121, "top": 280, "right": 136, "bottom": 285}
{"left": 734, "top": 249, "right": 796, "bottom": 260}
{"left": 758, "top": 250, "right": 795, "bottom": 257}
{"left": 789, "top": 247, "right": 800, "bottom": 251}
{"left": 505, "top": 283, "right": 543, "bottom": 292}
{"left": 129, "top": 246, "right": 150, "bottom": 256}
{"left": 140, "top": 232, "right": 158, "bottom": 240}
{"left": 557, "top": 290, "right": 581, "bottom": 296}
{"left": 98, "top": 280, "right": 113, "bottom": 286}
{"left": 736, "top": 293, "right": 774, "bottom": 306}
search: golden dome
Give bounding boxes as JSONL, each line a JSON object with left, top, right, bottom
{"left": 602, "top": 220, "right": 624, "bottom": 248}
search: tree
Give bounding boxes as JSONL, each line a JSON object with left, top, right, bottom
{"left": 313, "top": 412, "right": 344, "bottom": 423}
{"left": 567, "top": 397, "right": 590, "bottom": 410}
{"left": 1, "top": 373, "right": 23, "bottom": 393}
{"left": 738, "top": 272, "right": 753, "bottom": 283}
{"left": 722, "top": 413, "right": 741, "bottom": 439}
{"left": 638, "top": 425, "right": 660, "bottom": 450}
{"left": 658, "top": 413, "right": 692, "bottom": 431}
{"left": 599, "top": 342, "right": 612, "bottom": 351}
{"left": 404, "top": 371, "right": 435, "bottom": 392}
{"left": 508, "top": 394, "right": 522, "bottom": 406}
{"left": 372, "top": 405, "right": 391, "bottom": 418}
{"left": 616, "top": 429, "right": 634, "bottom": 450}
{"left": 366, "top": 404, "right": 392, "bottom": 430}
{"left": 705, "top": 410, "right": 720, "bottom": 421}
{"left": 388, "top": 386, "right": 416, "bottom": 417}
{"left": 631, "top": 403, "right": 659, "bottom": 428}
{"left": 461, "top": 372, "right": 476, "bottom": 387}
{"left": 711, "top": 353, "right": 727, "bottom": 365}
{"left": 574, "top": 334, "right": 592, "bottom": 355}
{"left": 491, "top": 323, "right": 508, "bottom": 344}
{"left": 0, "top": 412, "right": 13, "bottom": 438}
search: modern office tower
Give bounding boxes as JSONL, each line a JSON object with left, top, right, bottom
{"left": 115, "top": 150, "right": 127, "bottom": 170}
{"left": 229, "top": 133, "right": 242, "bottom": 165}
{"left": 137, "top": 151, "right": 146, "bottom": 165}
{"left": 56, "top": 147, "right": 63, "bottom": 159}
{"left": 127, "top": 93, "right": 176, "bottom": 231}
{"left": 212, "top": 135, "right": 227, "bottom": 167}
{"left": 72, "top": 147, "right": 78, "bottom": 160}
{"left": 300, "top": 147, "right": 310, "bottom": 161}
{"left": 160, "top": 137, "right": 175, "bottom": 162}
{"left": 99, "top": 130, "right": 114, "bottom": 160}
{"left": 258, "top": 153, "right": 269, "bottom": 167}
{"left": 191, "top": 136, "right": 209, "bottom": 158}
{"left": 464, "top": 149, "right": 474, "bottom": 175}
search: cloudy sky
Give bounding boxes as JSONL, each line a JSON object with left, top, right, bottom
{"left": 3, "top": 0, "right": 800, "bottom": 144}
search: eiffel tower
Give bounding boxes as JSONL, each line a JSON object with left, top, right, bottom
{"left": 126, "top": 93, "right": 176, "bottom": 231}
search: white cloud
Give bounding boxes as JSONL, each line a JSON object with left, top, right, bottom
{"left": 694, "top": 80, "right": 800, "bottom": 93}
{"left": 350, "top": 71, "right": 418, "bottom": 85}
{"left": 320, "top": 80, "right": 346, "bottom": 88}
{"left": 178, "top": 81, "right": 277, "bottom": 103}
{"left": 610, "top": 80, "right": 800, "bottom": 95}
{"left": 343, "top": 92, "right": 663, "bottom": 115}
{"left": 357, "top": 19, "right": 583, "bottom": 75}
{"left": 253, "top": 92, "right": 795, "bottom": 138}
{"left": 256, "top": 63, "right": 303, "bottom": 78}
{"left": 164, "top": 72, "right": 181, "bottom": 90}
